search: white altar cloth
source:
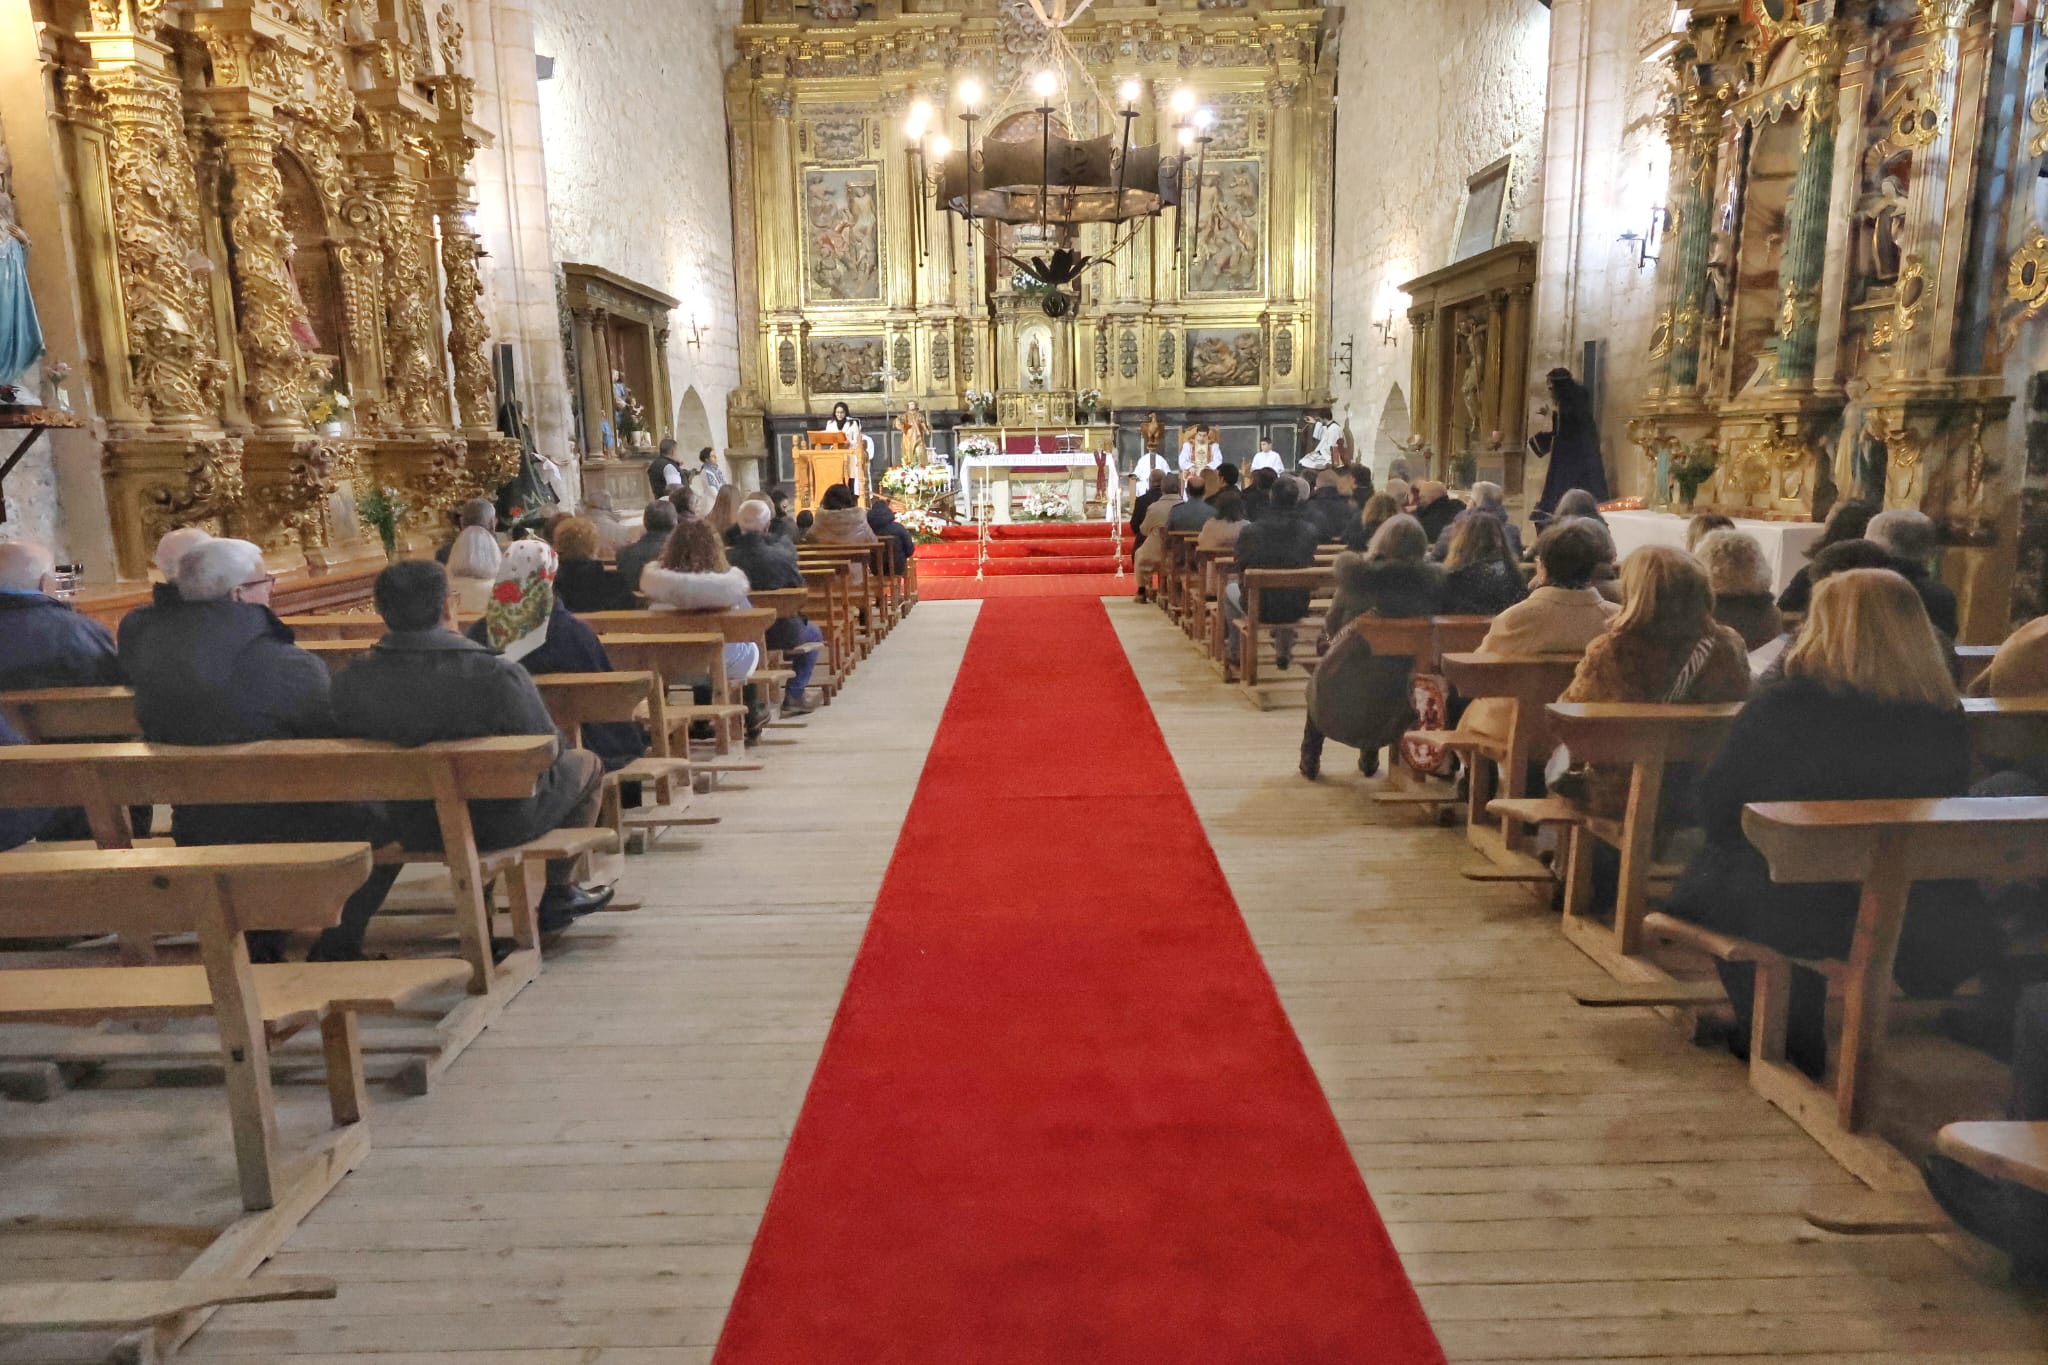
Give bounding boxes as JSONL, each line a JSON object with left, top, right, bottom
{"left": 961, "top": 455, "right": 1099, "bottom": 525}
{"left": 1603, "top": 510, "right": 1823, "bottom": 595}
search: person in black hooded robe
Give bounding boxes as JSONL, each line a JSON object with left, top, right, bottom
{"left": 1529, "top": 367, "right": 1609, "bottom": 521}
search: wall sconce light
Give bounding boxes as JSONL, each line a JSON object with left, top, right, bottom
{"left": 1619, "top": 206, "right": 1670, "bottom": 269}
{"left": 1332, "top": 336, "right": 1355, "bottom": 384}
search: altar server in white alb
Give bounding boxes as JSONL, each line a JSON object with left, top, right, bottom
{"left": 1249, "top": 435, "right": 1287, "bottom": 477}
{"left": 1300, "top": 414, "right": 1343, "bottom": 470}
{"left": 1131, "top": 445, "right": 1172, "bottom": 499}
{"left": 1178, "top": 424, "right": 1222, "bottom": 476}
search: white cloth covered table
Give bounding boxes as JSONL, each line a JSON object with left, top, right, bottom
{"left": 1602, "top": 510, "right": 1824, "bottom": 595}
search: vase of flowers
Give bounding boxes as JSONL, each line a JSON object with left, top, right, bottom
{"left": 356, "top": 485, "right": 406, "bottom": 559}
{"left": 957, "top": 434, "right": 998, "bottom": 463}
{"left": 1669, "top": 441, "right": 1719, "bottom": 512}
{"left": 307, "top": 385, "right": 353, "bottom": 438}
{"left": 1078, "top": 388, "right": 1104, "bottom": 424}
{"left": 964, "top": 389, "right": 993, "bottom": 425}
{"left": 1018, "top": 482, "right": 1072, "bottom": 522}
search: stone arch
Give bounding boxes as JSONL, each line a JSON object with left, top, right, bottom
{"left": 676, "top": 386, "right": 716, "bottom": 458}
{"left": 1374, "top": 384, "right": 1411, "bottom": 469}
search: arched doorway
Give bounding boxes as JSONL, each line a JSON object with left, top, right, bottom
{"left": 1374, "top": 385, "right": 1411, "bottom": 472}
{"left": 676, "top": 387, "right": 715, "bottom": 458}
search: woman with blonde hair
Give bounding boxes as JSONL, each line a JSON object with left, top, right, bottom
{"left": 1344, "top": 490, "right": 1402, "bottom": 552}
{"left": 709, "top": 484, "right": 745, "bottom": 537}
{"left": 444, "top": 523, "right": 502, "bottom": 615}
{"left": 1441, "top": 514, "right": 1527, "bottom": 616}
{"left": 1665, "top": 568, "right": 2001, "bottom": 1077}
{"left": 1552, "top": 545, "right": 1750, "bottom": 816}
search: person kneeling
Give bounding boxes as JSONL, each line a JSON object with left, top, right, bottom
{"left": 333, "top": 561, "right": 615, "bottom": 937}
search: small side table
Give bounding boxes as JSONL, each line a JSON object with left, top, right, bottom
{"left": 0, "top": 406, "right": 87, "bottom": 523}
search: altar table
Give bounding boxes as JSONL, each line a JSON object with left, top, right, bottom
{"left": 961, "top": 455, "right": 1099, "bottom": 525}
{"left": 1604, "top": 509, "right": 1823, "bottom": 594}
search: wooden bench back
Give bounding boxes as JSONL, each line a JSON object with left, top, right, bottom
{"left": 579, "top": 607, "right": 776, "bottom": 643}
{"left": 1542, "top": 701, "right": 1739, "bottom": 765}
{"left": 277, "top": 614, "right": 387, "bottom": 641}
{"left": 0, "top": 686, "right": 141, "bottom": 741}
{"left": 0, "top": 737, "right": 555, "bottom": 814}
{"left": 1742, "top": 796, "right": 2048, "bottom": 885}
{"left": 531, "top": 672, "right": 653, "bottom": 744}
{"left": 0, "top": 843, "right": 373, "bottom": 937}
{"left": 748, "top": 588, "right": 810, "bottom": 619}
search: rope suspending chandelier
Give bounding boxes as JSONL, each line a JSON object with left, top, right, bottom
{"left": 900, "top": 1, "right": 1217, "bottom": 318}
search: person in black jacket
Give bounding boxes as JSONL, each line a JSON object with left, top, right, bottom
{"left": 0, "top": 541, "right": 122, "bottom": 691}
{"left": 1441, "top": 514, "right": 1528, "bottom": 617}
{"left": 1224, "top": 478, "right": 1321, "bottom": 670}
{"left": 119, "top": 538, "right": 398, "bottom": 962}
{"left": 1301, "top": 471, "right": 1356, "bottom": 543}
{"left": 333, "top": 559, "right": 614, "bottom": 940}
{"left": 731, "top": 497, "right": 825, "bottom": 712}
{"left": 614, "top": 501, "right": 676, "bottom": 596}
{"left": 551, "top": 516, "right": 636, "bottom": 612}
{"left": 868, "top": 496, "right": 917, "bottom": 562}
{"left": 1775, "top": 499, "right": 1875, "bottom": 614}
{"left": 1664, "top": 568, "right": 2002, "bottom": 1078}
{"left": 1129, "top": 469, "right": 1165, "bottom": 559}
{"left": 1410, "top": 480, "right": 1467, "bottom": 545}
{"left": 1868, "top": 507, "right": 1960, "bottom": 638}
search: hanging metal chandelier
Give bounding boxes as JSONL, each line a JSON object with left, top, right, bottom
{"left": 902, "top": 58, "right": 1216, "bottom": 317}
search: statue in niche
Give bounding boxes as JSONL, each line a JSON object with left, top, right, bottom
{"left": 1856, "top": 171, "right": 1909, "bottom": 288}
{"left": 1455, "top": 314, "right": 1488, "bottom": 454}
{"left": 1839, "top": 378, "right": 1890, "bottom": 505}
{"left": 1026, "top": 335, "right": 1046, "bottom": 389}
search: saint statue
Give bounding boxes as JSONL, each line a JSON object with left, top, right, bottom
{"left": 1529, "top": 367, "right": 1608, "bottom": 520}
{"left": 0, "top": 133, "right": 44, "bottom": 404}
{"left": 1141, "top": 411, "right": 1165, "bottom": 453}
{"left": 895, "top": 401, "right": 931, "bottom": 466}
{"left": 1456, "top": 315, "right": 1488, "bottom": 452}
{"left": 1026, "top": 336, "right": 1047, "bottom": 389}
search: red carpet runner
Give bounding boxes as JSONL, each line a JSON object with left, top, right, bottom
{"left": 712, "top": 598, "right": 1444, "bottom": 1364}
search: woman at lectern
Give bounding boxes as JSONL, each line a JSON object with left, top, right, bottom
{"left": 823, "top": 401, "right": 869, "bottom": 495}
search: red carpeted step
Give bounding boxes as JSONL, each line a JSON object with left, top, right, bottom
{"left": 712, "top": 599, "right": 1444, "bottom": 1364}
{"left": 937, "top": 521, "right": 1128, "bottom": 542}
{"left": 920, "top": 538, "right": 1129, "bottom": 561}
{"left": 919, "top": 555, "right": 1126, "bottom": 578}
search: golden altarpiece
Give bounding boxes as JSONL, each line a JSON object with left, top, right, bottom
{"left": 724, "top": 0, "right": 1336, "bottom": 474}
{"left": 20, "top": 0, "right": 516, "bottom": 580}
{"left": 1626, "top": 0, "right": 2042, "bottom": 637}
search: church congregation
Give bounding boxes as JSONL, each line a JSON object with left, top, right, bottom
{"left": 9, "top": 0, "right": 2048, "bottom": 1361}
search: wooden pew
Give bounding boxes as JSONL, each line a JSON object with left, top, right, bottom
{"left": 1672, "top": 796, "right": 2048, "bottom": 1190}
{"left": 1957, "top": 643, "right": 1998, "bottom": 692}
{"left": 277, "top": 613, "right": 388, "bottom": 641}
{"left": 597, "top": 633, "right": 753, "bottom": 761}
{"left": 1520, "top": 701, "right": 1739, "bottom": 977}
{"left": 1427, "top": 653, "right": 1583, "bottom": 868}
{"left": 801, "top": 562, "right": 857, "bottom": 684}
{"left": 1234, "top": 566, "right": 1336, "bottom": 705}
{"left": 0, "top": 843, "right": 461, "bottom": 1355}
{"left": 0, "top": 684, "right": 139, "bottom": 740}
{"left": 800, "top": 542, "right": 894, "bottom": 641}
{"left": 1938, "top": 1121, "right": 2048, "bottom": 1195}
{"left": 531, "top": 672, "right": 704, "bottom": 846}
{"left": 0, "top": 736, "right": 607, "bottom": 1091}
{"left": 579, "top": 606, "right": 775, "bottom": 651}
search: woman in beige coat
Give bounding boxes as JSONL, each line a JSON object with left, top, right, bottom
{"left": 1458, "top": 519, "right": 1619, "bottom": 739}
{"left": 1132, "top": 473, "right": 1183, "bottom": 594}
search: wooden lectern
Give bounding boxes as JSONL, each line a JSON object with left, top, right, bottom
{"left": 794, "top": 432, "right": 861, "bottom": 513}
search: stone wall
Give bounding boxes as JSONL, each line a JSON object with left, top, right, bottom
{"left": 526, "top": 0, "right": 743, "bottom": 489}
{"left": 1327, "top": 0, "right": 1551, "bottom": 475}
{"left": 1531, "top": 0, "right": 1674, "bottom": 504}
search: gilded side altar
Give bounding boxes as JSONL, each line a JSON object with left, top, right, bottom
{"left": 16, "top": 0, "right": 516, "bottom": 579}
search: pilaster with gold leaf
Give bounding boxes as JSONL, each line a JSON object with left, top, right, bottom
{"left": 427, "top": 15, "right": 498, "bottom": 435}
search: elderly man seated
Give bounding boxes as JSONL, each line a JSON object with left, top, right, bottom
{"left": 119, "top": 537, "right": 398, "bottom": 961}
{"left": 0, "top": 540, "right": 121, "bottom": 691}
{"left": 730, "top": 496, "right": 826, "bottom": 714}
{"left": 331, "top": 560, "right": 614, "bottom": 933}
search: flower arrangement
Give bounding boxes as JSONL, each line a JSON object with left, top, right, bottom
{"left": 41, "top": 361, "right": 73, "bottom": 414}
{"left": 1669, "top": 440, "right": 1719, "bottom": 508}
{"left": 880, "top": 463, "right": 954, "bottom": 499}
{"left": 356, "top": 484, "right": 406, "bottom": 557}
{"left": 1017, "top": 482, "right": 1072, "bottom": 522}
{"left": 957, "top": 434, "right": 998, "bottom": 462}
{"left": 307, "top": 385, "right": 353, "bottom": 429}
{"left": 964, "top": 390, "right": 993, "bottom": 423}
{"left": 899, "top": 508, "right": 950, "bottom": 543}
{"left": 1078, "top": 387, "right": 1104, "bottom": 420}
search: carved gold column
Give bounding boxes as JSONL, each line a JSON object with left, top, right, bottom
{"left": 571, "top": 306, "right": 605, "bottom": 454}
{"left": 78, "top": 26, "right": 223, "bottom": 430}
{"left": 1774, "top": 28, "right": 1842, "bottom": 387}
{"left": 1663, "top": 79, "right": 1725, "bottom": 395}
{"left": 429, "top": 161, "right": 494, "bottom": 432}
{"left": 1889, "top": 0, "right": 1979, "bottom": 377}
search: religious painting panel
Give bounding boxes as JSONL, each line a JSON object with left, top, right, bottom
{"left": 1187, "top": 160, "right": 1264, "bottom": 296}
{"left": 804, "top": 0, "right": 874, "bottom": 22}
{"left": 803, "top": 166, "right": 882, "bottom": 302}
{"left": 1451, "top": 156, "right": 1512, "bottom": 264}
{"left": 807, "top": 334, "right": 887, "bottom": 393}
{"left": 1186, "top": 328, "right": 1262, "bottom": 389}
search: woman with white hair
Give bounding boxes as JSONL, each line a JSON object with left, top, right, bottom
{"left": 1694, "top": 527, "right": 1782, "bottom": 651}
{"left": 445, "top": 523, "right": 503, "bottom": 615}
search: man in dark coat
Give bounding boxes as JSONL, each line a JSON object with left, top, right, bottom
{"left": 647, "top": 437, "right": 686, "bottom": 498}
{"left": 331, "top": 561, "right": 614, "bottom": 937}
{"left": 119, "top": 538, "right": 398, "bottom": 962}
{"left": 1302, "top": 472, "right": 1356, "bottom": 544}
{"left": 1225, "top": 479, "right": 1321, "bottom": 669}
{"left": 0, "top": 541, "right": 122, "bottom": 691}
{"left": 730, "top": 498, "right": 825, "bottom": 712}
{"left": 1129, "top": 470, "right": 1165, "bottom": 561}
{"left": 1409, "top": 480, "right": 1467, "bottom": 545}
{"left": 615, "top": 500, "right": 677, "bottom": 596}
{"left": 1869, "top": 508, "right": 1961, "bottom": 639}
